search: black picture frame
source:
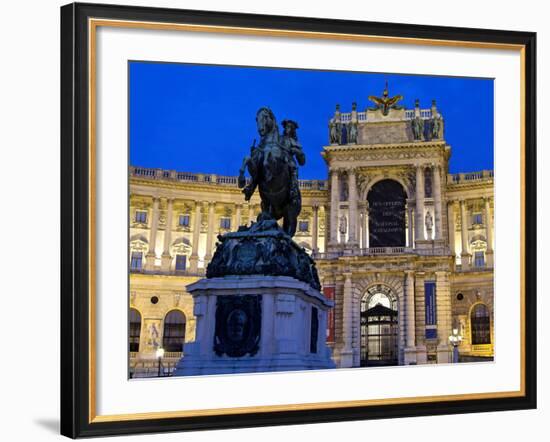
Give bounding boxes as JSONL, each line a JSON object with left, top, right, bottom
{"left": 60, "top": 2, "right": 537, "bottom": 438}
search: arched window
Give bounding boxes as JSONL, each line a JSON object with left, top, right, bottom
{"left": 129, "top": 309, "right": 141, "bottom": 352}
{"left": 162, "top": 310, "right": 186, "bottom": 352}
{"left": 471, "top": 303, "right": 491, "bottom": 345}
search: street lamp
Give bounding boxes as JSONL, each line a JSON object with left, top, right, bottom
{"left": 156, "top": 347, "right": 165, "bottom": 377}
{"left": 448, "top": 328, "right": 463, "bottom": 363}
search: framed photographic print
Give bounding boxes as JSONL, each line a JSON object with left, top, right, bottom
{"left": 60, "top": 2, "right": 537, "bottom": 438}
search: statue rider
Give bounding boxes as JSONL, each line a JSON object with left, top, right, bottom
{"left": 281, "top": 119, "right": 305, "bottom": 207}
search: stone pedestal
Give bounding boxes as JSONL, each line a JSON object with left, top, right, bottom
{"left": 161, "top": 254, "right": 172, "bottom": 272}
{"left": 485, "top": 250, "right": 494, "bottom": 267}
{"left": 404, "top": 347, "right": 418, "bottom": 365}
{"left": 461, "top": 253, "right": 471, "bottom": 270}
{"left": 173, "top": 275, "right": 335, "bottom": 376}
{"left": 437, "top": 344, "right": 451, "bottom": 364}
{"left": 414, "top": 238, "right": 446, "bottom": 250}
{"left": 338, "top": 350, "right": 354, "bottom": 368}
{"left": 415, "top": 345, "right": 428, "bottom": 364}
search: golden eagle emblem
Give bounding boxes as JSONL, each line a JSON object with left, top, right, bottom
{"left": 368, "top": 81, "right": 404, "bottom": 116}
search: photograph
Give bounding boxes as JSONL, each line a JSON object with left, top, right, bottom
{"left": 57, "top": 3, "right": 537, "bottom": 437}
{"left": 1, "top": 0, "right": 545, "bottom": 440}
{"left": 127, "top": 62, "right": 495, "bottom": 378}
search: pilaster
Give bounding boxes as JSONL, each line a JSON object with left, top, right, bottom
{"left": 145, "top": 197, "right": 160, "bottom": 271}
{"left": 484, "top": 197, "right": 494, "bottom": 267}
{"left": 340, "top": 272, "right": 354, "bottom": 367}
{"left": 347, "top": 169, "right": 358, "bottom": 247}
{"left": 189, "top": 202, "right": 203, "bottom": 272}
{"left": 460, "top": 199, "right": 471, "bottom": 270}
{"left": 329, "top": 169, "right": 340, "bottom": 245}
{"left": 432, "top": 165, "right": 443, "bottom": 240}
{"left": 204, "top": 201, "right": 216, "bottom": 265}
{"left": 161, "top": 198, "right": 174, "bottom": 271}
{"left": 436, "top": 271, "right": 452, "bottom": 363}
{"left": 311, "top": 204, "right": 319, "bottom": 253}
{"left": 414, "top": 271, "right": 427, "bottom": 364}
{"left": 404, "top": 270, "right": 417, "bottom": 364}
{"left": 415, "top": 164, "right": 426, "bottom": 243}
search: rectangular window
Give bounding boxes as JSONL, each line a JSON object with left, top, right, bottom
{"left": 130, "top": 252, "right": 143, "bottom": 271}
{"left": 135, "top": 210, "right": 147, "bottom": 224}
{"left": 220, "top": 218, "right": 231, "bottom": 230}
{"left": 179, "top": 214, "right": 190, "bottom": 227}
{"left": 474, "top": 251, "right": 485, "bottom": 268}
{"left": 472, "top": 213, "right": 483, "bottom": 225}
{"left": 298, "top": 220, "right": 309, "bottom": 232}
{"left": 175, "top": 254, "right": 187, "bottom": 271}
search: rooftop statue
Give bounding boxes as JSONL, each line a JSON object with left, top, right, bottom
{"left": 238, "top": 107, "right": 304, "bottom": 237}
{"left": 368, "top": 81, "right": 404, "bottom": 116}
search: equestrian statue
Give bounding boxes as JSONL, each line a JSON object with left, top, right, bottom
{"left": 238, "top": 107, "right": 305, "bottom": 237}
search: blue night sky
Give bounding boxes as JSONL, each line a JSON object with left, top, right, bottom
{"left": 129, "top": 62, "right": 494, "bottom": 179}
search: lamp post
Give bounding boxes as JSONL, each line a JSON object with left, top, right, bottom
{"left": 156, "top": 347, "right": 165, "bottom": 377}
{"left": 448, "top": 328, "right": 463, "bottom": 363}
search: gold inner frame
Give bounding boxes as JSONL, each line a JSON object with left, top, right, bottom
{"left": 87, "top": 17, "right": 527, "bottom": 424}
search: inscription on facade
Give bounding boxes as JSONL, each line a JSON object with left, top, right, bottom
{"left": 368, "top": 179, "right": 406, "bottom": 247}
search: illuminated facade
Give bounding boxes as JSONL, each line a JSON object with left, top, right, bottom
{"left": 129, "top": 95, "right": 494, "bottom": 377}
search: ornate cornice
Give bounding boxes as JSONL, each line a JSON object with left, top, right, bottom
{"left": 130, "top": 177, "right": 328, "bottom": 198}
{"left": 323, "top": 143, "right": 449, "bottom": 164}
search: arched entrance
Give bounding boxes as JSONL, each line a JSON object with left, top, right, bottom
{"left": 367, "top": 179, "right": 407, "bottom": 247}
{"left": 360, "top": 286, "right": 398, "bottom": 366}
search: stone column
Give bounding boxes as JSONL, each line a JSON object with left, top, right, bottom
{"left": 405, "top": 271, "right": 416, "bottom": 348}
{"left": 484, "top": 197, "right": 494, "bottom": 267}
{"left": 432, "top": 165, "right": 443, "bottom": 240}
{"left": 360, "top": 206, "right": 368, "bottom": 249}
{"left": 447, "top": 201, "right": 456, "bottom": 257}
{"left": 460, "top": 200, "right": 471, "bottom": 270}
{"left": 415, "top": 165, "right": 426, "bottom": 243}
{"left": 311, "top": 205, "right": 319, "bottom": 253}
{"left": 436, "top": 271, "right": 452, "bottom": 363}
{"left": 189, "top": 202, "right": 202, "bottom": 273}
{"left": 161, "top": 198, "right": 174, "bottom": 271}
{"left": 347, "top": 169, "right": 358, "bottom": 246}
{"left": 329, "top": 169, "right": 339, "bottom": 244}
{"left": 235, "top": 203, "right": 242, "bottom": 229}
{"left": 407, "top": 203, "right": 414, "bottom": 248}
{"left": 414, "top": 272, "right": 427, "bottom": 364}
{"left": 323, "top": 206, "right": 330, "bottom": 250}
{"left": 145, "top": 197, "right": 159, "bottom": 270}
{"left": 404, "top": 270, "right": 417, "bottom": 364}
{"left": 204, "top": 202, "right": 216, "bottom": 264}
{"left": 341, "top": 272, "right": 354, "bottom": 367}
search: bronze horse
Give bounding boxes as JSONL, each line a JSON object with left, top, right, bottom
{"left": 238, "top": 107, "right": 302, "bottom": 236}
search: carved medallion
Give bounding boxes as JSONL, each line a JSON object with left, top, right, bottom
{"left": 214, "top": 295, "right": 262, "bottom": 357}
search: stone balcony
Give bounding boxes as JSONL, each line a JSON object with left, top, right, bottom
{"left": 338, "top": 108, "right": 433, "bottom": 123}
{"left": 130, "top": 166, "right": 328, "bottom": 191}
{"left": 447, "top": 170, "right": 494, "bottom": 184}
{"left": 130, "top": 267, "right": 206, "bottom": 277}
{"left": 314, "top": 246, "right": 451, "bottom": 260}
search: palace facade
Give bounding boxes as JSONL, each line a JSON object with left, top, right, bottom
{"left": 129, "top": 93, "right": 494, "bottom": 377}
